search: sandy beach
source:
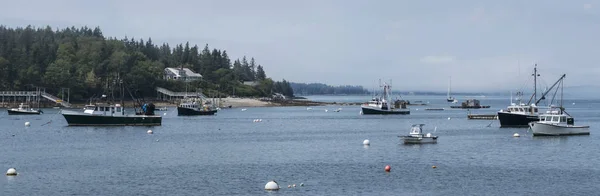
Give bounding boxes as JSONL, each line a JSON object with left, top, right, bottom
{"left": 219, "top": 97, "right": 276, "bottom": 108}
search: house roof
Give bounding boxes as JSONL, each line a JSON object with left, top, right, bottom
{"left": 165, "top": 67, "right": 202, "bottom": 78}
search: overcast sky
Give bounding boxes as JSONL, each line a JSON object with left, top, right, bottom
{"left": 1, "top": 0, "right": 598, "bottom": 92}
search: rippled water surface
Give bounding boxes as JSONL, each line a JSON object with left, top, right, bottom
{"left": 1, "top": 95, "right": 599, "bottom": 195}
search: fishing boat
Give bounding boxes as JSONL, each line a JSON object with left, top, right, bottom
{"left": 529, "top": 108, "right": 590, "bottom": 136}
{"left": 497, "top": 64, "right": 554, "bottom": 127}
{"left": 447, "top": 76, "right": 456, "bottom": 102}
{"left": 361, "top": 80, "right": 410, "bottom": 115}
{"left": 528, "top": 75, "right": 590, "bottom": 136}
{"left": 398, "top": 124, "right": 438, "bottom": 144}
{"left": 177, "top": 97, "right": 218, "bottom": 116}
{"left": 7, "top": 103, "right": 43, "bottom": 115}
{"left": 60, "top": 77, "right": 162, "bottom": 126}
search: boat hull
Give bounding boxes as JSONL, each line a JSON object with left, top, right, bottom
{"left": 177, "top": 107, "right": 217, "bottom": 116}
{"left": 529, "top": 122, "right": 590, "bottom": 136}
{"left": 7, "top": 109, "right": 42, "bottom": 115}
{"left": 61, "top": 113, "right": 162, "bottom": 126}
{"left": 497, "top": 111, "right": 539, "bottom": 127}
{"left": 361, "top": 106, "right": 409, "bottom": 115}
{"left": 400, "top": 136, "right": 437, "bottom": 144}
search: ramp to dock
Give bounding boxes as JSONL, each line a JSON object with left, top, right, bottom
{"left": 0, "top": 91, "right": 71, "bottom": 108}
{"left": 156, "top": 87, "right": 209, "bottom": 100}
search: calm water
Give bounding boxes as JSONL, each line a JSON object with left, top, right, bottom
{"left": 1, "top": 95, "right": 599, "bottom": 195}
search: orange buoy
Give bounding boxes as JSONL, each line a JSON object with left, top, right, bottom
{"left": 385, "top": 165, "right": 391, "bottom": 172}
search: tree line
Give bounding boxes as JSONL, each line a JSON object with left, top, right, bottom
{"left": 0, "top": 25, "right": 294, "bottom": 102}
{"left": 289, "top": 82, "right": 369, "bottom": 95}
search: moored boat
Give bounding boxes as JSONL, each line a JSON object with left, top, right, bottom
{"left": 61, "top": 103, "right": 161, "bottom": 126}
{"left": 177, "top": 97, "right": 218, "bottom": 116}
{"left": 528, "top": 76, "right": 590, "bottom": 136}
{"left": 399, "top": 124, "right": 437, "bottom": 144}
{"left": 7, "top": 103, "right": 43, "bottom": 115}
{"left": 498, "top": 64, "right": 558, "bottom": 127}
{"left": 361, "top": 80, "right": 410, "bottom": 115}
{"left": 529, "top": 108, "right": 589, "bottom": 136}
{"left": 60, "top": 76, "right": 162, "bottom": 126}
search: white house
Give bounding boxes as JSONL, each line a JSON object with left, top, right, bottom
{"left": 243, "top": 81, "right": 259, "bottom": 86}
{"left": 164, "top": 67, "right": 202, "bottom": 82}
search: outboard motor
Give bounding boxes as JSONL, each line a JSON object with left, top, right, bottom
{"left": 144, "top": 103, "right": 156, "bottom": 115}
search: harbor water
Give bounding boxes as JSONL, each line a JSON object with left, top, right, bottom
{"left": 1, "top": 95, "right": 599, "bottom": 195}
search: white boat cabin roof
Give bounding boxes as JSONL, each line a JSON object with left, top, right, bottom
{"left": 83, "top": 103, "right": 124, "bottom": 114}
{"left": 410, "top": 124, "right": 425, "bottom": 135}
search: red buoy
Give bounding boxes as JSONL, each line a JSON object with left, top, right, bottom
{"left": 385, "top": 165, "right": 391, "bottom": 172}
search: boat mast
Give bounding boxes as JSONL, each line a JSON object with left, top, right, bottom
{"left": 448, "top": 76, "right": 451, "bottom": 98}
{"left": 533, "top": 64, "right": 539, "bottom": 103}
{"left": 119, "top": 73, "right": 124, "bottom": 115}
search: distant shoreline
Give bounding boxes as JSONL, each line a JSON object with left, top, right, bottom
{"left": 0, "top": 97, "right": 350, "bottom": 109}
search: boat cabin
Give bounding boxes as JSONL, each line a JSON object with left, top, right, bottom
{"left": 537, "top": 109, "right": 574, "bottom": 125}
{"left": 503, "top": 103, "right": 538, "bottom": 114}
{"left": 409, "top": 124, "right": 425, "bottom": 136}
{"left": 83, "top": 103, "right": 124, "bottom": 115}
{"left": 16, "top": 103, "right": 32, "bottom": 110}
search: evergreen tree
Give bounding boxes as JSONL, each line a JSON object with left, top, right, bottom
{"left": 256, "top": 65, "right": 266, "bottom": 80}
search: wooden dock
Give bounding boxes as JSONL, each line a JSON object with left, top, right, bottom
{"left": 467, "top": 114, "right": 498, "bottom": 120}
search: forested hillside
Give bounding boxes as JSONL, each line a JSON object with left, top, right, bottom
{"left": 290, "top": 82, "right": 368, "bottom": 95}
{"left": 0, "top": 25, "right": 294, "bottom": 101}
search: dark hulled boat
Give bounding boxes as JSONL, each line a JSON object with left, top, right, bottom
{"left": 497, "top": 64, "right": 565, "bottom": 128}
{"left": 7, "top": 103, "right": 43, "bottom": 115}
{"left": 60, "top": 76, "right": 162, "bottom": 126}
{"left": 177, "top": 97, "right": 218, "bottom": 116}
{"left": 361, "top": 80, "right": 410, "bottom": 115}
{"left": 61, "top": 103, "right": 161, "bottom": 126}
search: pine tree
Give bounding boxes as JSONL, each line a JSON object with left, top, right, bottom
{"left": 256, "top": 65, "right": 266, "bottom": 80}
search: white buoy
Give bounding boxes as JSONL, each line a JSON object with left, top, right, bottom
{"left": 147, "top": 130, "right": 153, "bottom": 134}
{"left": 258, "top": 119, "right": 262, "bottom": 122}
{"left": 163, "top": 113, "right": 167, "bottom": 116}
{"left": 325, "top": 109, "right": 328, "bottom": 112}
{"left": 265, "top": 180, "right": 280, "bottom": 190}
{"left": 293, "top": 184, "right": 296, "bottom": 187}
{"left": 6, "top": 168, "right": 17, "bottom": 176}
{"left": 24, "top": 122, "right": 30, "bottom": 127}
{"left": 572, "top": 102, "right": 575, "bottom": 105}
{"left": 307, "top": 107, "right": 312, "bottom": 110}
{"left": 513, "top": 133, "right": 520, "bottom": 137}
{"left": 447, "top": 117, "right": 451, "bottom": 120}
{"left": 363, "top": 139, "right": 370, "bottom": 145}
{"left": 241, "top": 108, "right": 247, "bottom": 111}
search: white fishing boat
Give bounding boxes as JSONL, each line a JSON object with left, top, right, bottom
{"left": 528, "top": 75, "right": 590, "bottom": 136}
{"left": 399, "top": 124, "right": 437, "bottom": 144}
{"left": 529, "top": 108, "right": 589, "bottom": 136}
{"left": 528, "top": 74, "right": 590, "bottom": 136}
